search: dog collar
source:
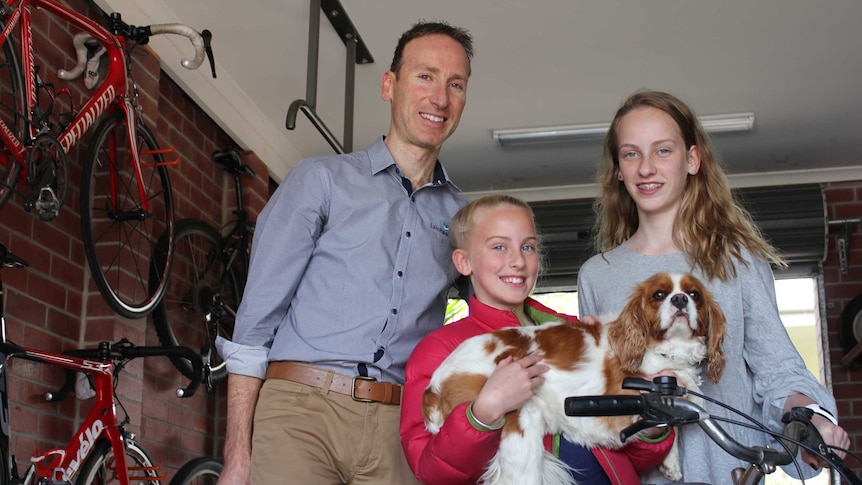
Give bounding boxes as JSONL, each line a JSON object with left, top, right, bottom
{"left": 804, "top": 403, "right": 839, "bottom": 425}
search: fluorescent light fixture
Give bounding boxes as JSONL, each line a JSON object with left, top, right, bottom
{"left": 492, "top": 112, "right": 755, "bottom": 147}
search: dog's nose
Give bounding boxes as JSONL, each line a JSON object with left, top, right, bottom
{"left": 671, "top": 293, "right": 688, "bottom": 309}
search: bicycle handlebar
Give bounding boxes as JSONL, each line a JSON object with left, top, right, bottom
{"left": 59, "top": 15, "right": 216, "bottom": 82}
{"left": 564, "top": 377, "right": 861, "bottom": 484}
{"left": 566, "top": 393, "right": 803, "bottom": 467}
{"left": 50, "top": 340, "right": 207, "bottom": 400}
{"left": 146, "top": 23, "right": 206, "bottom": 70}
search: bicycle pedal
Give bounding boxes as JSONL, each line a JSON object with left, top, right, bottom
{"left": 36, "top": 187, "right": 60, "bottom": 221}
{"left": 37, "top": 206, "right": 59, "bottom": 221}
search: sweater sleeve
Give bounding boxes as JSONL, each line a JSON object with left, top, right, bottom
{"left": 400, "top": 333, "right": 502, "bottom": 484}
{"left": 739, "top": 257, "right": 836, "bottom": 430}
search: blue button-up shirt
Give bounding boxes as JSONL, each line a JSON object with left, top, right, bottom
{"left": 217, "top": 137, "right": 468, "bottom": 384}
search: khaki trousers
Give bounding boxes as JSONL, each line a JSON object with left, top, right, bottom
{"left": 250, "top": 377, "right": 420, "bottom": 484}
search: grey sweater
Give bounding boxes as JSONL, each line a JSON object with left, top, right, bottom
{"left": 577, "top": 244, "right": 835, "bottom": 484}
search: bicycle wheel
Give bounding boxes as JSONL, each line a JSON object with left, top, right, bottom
{"left": 75, "top": 439, "right": 159, "bottom": 484}
{"left": 81, "top": 111, "right": 174, "bottom": 319}
{"left": 150, "top": 218, "right": 240, "bottom": 383}
{"left": 0, "top": 25, "right": 25, "bottom": 208}
{"left": 168, "top": 457, "right": 222, "bottom": 485}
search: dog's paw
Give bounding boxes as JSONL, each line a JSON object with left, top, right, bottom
{"left": 660, "top": 461, "right": 683, "bottom": 482}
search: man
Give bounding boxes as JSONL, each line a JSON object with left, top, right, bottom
{"left": 216, "top": 21, "right": 474, "bottom": 484}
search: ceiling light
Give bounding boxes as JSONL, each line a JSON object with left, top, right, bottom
{"left": 492, "top": 112, "right": 755, "bottom": 147}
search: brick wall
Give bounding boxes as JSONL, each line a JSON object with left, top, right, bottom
{"left": 824, "top": 180, "right": 862, "bottom": 472}
{"left": 0, "top": 0, "right": 268, "bottom": 477}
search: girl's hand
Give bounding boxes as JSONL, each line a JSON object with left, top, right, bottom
{"left": 471, "top": 354, "right": 548, "bottom": 426}
{"left": 802, "top": 417, "right": 850, "bottom": 467}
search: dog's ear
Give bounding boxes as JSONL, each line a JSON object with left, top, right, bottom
{"left": 703, "top": 293, "right": 727, "bottom": 383}
{"left": 609, "top": 286, "right": 650, "bottom": 374}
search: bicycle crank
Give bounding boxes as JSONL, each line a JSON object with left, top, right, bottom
{"left": 23, "top": 134, "right": 68, "bottom": 221}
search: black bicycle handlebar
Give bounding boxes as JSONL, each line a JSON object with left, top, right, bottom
{"left": 565, "top": 394, "right": 650, "bottom": 417}
{"left": 53, "top": 339, "right": 207, "bottom": 400}
{"left": 564, "top": 377, "right": 862, "bottom": 484}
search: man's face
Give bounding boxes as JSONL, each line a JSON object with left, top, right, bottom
{"left": 382, "top": 34, "right": 469, "bottom": 152}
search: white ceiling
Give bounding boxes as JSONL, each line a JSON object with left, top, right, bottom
{"left": 97, "top": 0, "right": 862, "bottom": 201}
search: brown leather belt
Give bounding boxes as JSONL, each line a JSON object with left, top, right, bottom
{"left": 265, "top": 361, "right": 401, "bottom": 405}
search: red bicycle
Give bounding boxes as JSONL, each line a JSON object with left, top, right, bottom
{"left": 0, "top": 0, "right": 215, "bottom": 319}
{"left": 0, "top": 242, "right": 209, "bottom": 484}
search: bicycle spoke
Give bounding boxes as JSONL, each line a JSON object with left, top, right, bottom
{"left": 81, "top": 113, "right": 173, "bottom": 319}
{"left": 151, "top": 219, "right": 237, "bottom": 382}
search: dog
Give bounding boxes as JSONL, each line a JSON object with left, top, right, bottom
{"left": 422, "top": 272, "right": 727, "bottom": 485}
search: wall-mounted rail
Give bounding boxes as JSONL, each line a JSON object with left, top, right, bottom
{"left": 286, "top": 0, "right": 372, "bottom": 154}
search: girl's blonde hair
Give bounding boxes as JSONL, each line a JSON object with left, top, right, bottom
{"left": 593, "top": 90, "right": 786, "bottom": 280}
{"left": 449, "top": 195, "right": 546, "bottom": 274}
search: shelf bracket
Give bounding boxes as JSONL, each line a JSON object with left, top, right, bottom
{"left": 828, "top": 218, "right": 860, "bottom": 274}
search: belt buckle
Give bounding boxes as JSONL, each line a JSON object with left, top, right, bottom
{"left": 351, "top": 376, "right": 376, "bottom": 402}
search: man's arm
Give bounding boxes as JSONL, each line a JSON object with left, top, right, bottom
{"left": 217, "top": 374, "right": 264, "bottom": 485}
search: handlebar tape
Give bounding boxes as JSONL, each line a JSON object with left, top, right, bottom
{"left": 565, "top": 395, "right": 646, "bottom": 416}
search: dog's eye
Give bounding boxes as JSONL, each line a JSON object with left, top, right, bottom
{"left": 688, "top": 290, "right": 700, "bottom": 301}
{"left": 652, "top": 290, "right": 666, "bottom": 300}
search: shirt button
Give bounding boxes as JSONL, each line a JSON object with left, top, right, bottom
{"left": 397, "top": 271, "right": 403, "bottom": 277}
{"left": 391, "top": 308, "right": 398, "bottom": 315}
{"left": 405, "top": 231, "right": 411, "bottom": 238}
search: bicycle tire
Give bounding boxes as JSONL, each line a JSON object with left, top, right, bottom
{"left": 0, "top": 446, "right": 6, "bottom": 485}
{"left": 74, "top": 438, "right": 159, "bottom": 484}
{"left": 0, "top": 25, "right": 25, "bottom": 209}
{"left": 168, "top": 457, "right": 222, "bottom": 485}
{"left": 80, "top": 111, "right": 174, "bottom": 319}
{"left": 150, "top": 218, "right": 240, "bottom": 383}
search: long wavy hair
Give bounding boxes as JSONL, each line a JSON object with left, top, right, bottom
{"left": 593, "top": 90, "right": 786, "bottom": 281}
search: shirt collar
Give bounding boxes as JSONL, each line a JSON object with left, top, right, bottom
{"left": 368, "top": 136, "right": 462, "bottom": 191}
{"left": 467, "top": 295, "right": 567, "bottom": 331}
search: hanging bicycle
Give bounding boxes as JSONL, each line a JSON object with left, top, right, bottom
{"left": 0, "top": 0, "right": 216, "bottom": 319}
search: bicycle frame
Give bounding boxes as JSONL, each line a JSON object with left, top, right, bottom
{"left": 0, "top": 342, "right": 156, "bottom": 484}
{"left": 0, "top": 0, "right": 151, "bottom": 208}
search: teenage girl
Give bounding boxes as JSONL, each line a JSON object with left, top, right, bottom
{"left": 578, "top": 90, "right": 850, "bottom": 483}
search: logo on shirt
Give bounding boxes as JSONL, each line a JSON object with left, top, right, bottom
{"left": 431, "top": 220, "right": 449, "bottom": 237}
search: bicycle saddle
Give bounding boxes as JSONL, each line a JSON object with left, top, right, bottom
{"left": 212, "top": 149, "right": 255, "bottom": 178}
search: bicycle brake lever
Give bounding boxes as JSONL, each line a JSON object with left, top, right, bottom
{"left": 201, "top": 29, "right": 217, "bottom": 78}
{"left": 784, "top": 407, "right": 862, "bottom": 484}
{"left": 623, "top": 375, "right": 687, "bottom": 396}
{"left": 622, "top": 377, "right": 653, "bottom": 391}
{"left": 620, "top": 420, "right": 668, "bottom": 442}
{"left": 619, "top": 393, "right": 701, "bottom": 442}
{"left": 200, "top": 345, "right": 214, "bottom": 393}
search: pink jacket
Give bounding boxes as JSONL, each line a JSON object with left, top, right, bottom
{"left": 400, "top": 296, "right": 673, "bottom": 485}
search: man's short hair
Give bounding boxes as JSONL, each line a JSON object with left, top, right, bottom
{"left": 389, "top": 21, "right": 473, "bottom": 76}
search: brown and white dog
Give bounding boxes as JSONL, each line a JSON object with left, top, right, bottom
{"left": 422, "top": 272, "right": 727, "bottom": 485}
